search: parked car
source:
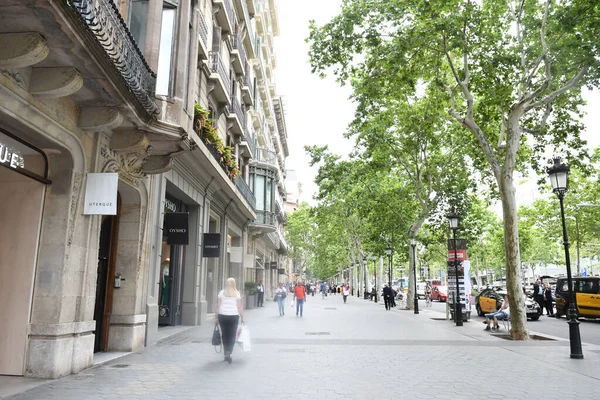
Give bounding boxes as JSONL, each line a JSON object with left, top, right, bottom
{"left": 475, "top": 288, "right": 540, "bottom": 320}
{"left": 430, "top": 286, "right": 448, "bottom": 302}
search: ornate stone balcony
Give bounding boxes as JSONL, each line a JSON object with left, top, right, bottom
{"left": 208, "top": 51, "right": 231, "bottom": 104}
{"left": 198, "top": 10, "right": 210, "bottom": 58}
{"left": 235, "top": 175, "right": 256, "bottom": 212}
{"left": 67, "top": 0, "right": 158, "bottom": 117}
{"left": 214, "top": 0, "right": 234, "bottom": 34}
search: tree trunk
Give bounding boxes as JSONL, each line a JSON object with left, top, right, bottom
{"left": 499, "top": 172, "right": 529, "bottom": 339}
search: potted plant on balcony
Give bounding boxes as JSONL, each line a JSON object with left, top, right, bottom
{"left": 244, "top": 281, "right": 258, "bottom": 310}
{"left": 193, "top": 103, "right": 241, "bottom": 182}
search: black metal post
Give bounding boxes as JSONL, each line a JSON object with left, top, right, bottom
{"left": 388, "top": 253, "right": 392, "bottom": 288}
{"left": 412, "top": 242, "right": 419, "bottom": 314}
{"left": 373, "top": 259, "right": 378, "bottom": 303}
{"left": 558, "top": 194, "right": 584, "bottom": 359}
{"left": 453, "top": 229, "right": 463, "bottom": 326}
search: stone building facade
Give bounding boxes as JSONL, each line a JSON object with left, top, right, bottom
{"left": 0, "top": 0, "right": 288, "bottom": 379}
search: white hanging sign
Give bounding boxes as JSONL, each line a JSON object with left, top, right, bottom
{"left": 83, "top": 173, "right": 119, "bottom": 215}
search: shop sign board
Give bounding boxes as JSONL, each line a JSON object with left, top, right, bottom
{"left": 203, "top": 233, "right": 221, "bottom": 257}
{"left": 0, "top": 142, "right": 25, "bottom": 169}
{"left": 83, "top": 173, "right": 119, "bottom": 215}
{"left": 270, "top": 261, "right": 278, "bottom": 270}
{"left": 165, "top": 212, "right": 189, "bottom": 245}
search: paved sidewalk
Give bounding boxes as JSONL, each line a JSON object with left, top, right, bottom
{"left": 5, "top": 295, "right": 600, "bottom": 400}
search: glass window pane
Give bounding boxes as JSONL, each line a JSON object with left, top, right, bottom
{"left": 129, "top": 0, "right": 149, "bottom": 53}
{"left": 266, "top": 179, "right": 272, "bottom": 212}
{"left": 255, "top": 175, "right": 265, "bottom": 210}
{"left": 156, "top": 8, "right": 176, "bottom": 96}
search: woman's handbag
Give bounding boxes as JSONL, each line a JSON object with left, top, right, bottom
{"left": 212, "top": 324, "right": 222, "bottom": 353}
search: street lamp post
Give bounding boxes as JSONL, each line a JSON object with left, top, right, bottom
{"left": 411, "top": 238, "right": 419, "bottom": 314}
{"left": 386, "top": 246, "right": 393, "bottom": 288}
{"left": 447, "top": 207, "right": 463, "bottom": 326}
{"left": 547, "top": 157, "right": 583, "bottom": 359}
{"left": 363, "top": 256, "right": 368, "bottom": 300}
{"left": 371, "top": 256, "right": 378, "bottom": 303}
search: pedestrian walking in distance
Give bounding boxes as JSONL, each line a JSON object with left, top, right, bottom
{"left": 216, "top": 277, "right": 245, "bottom": 364}
{"left": 383, "top": 284, "right": 392, "bottom": 310}
{"left": 275, "top": 282, "right": 287, "bottom": 316}
{"left": 342, "top": 283, "right": 349, "bottom": 304}
{"left": 257, "top": 280, "right": 265, "bottom": 307}
{"left": 294, "top": 280, "right": 307, "bottom": 317}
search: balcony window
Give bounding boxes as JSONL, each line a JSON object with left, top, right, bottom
{"left": 255, "top": 175, "right": 265, "bottom": 210}
{"left": 252, "top": 172, "right": 275, "bottom": 213}
{"left": 266, "top": 178, "right": 272, "bottom": 212}
{"left": 128, "top": 0, "right": 149, "bottom": 53}
{"left": 183, "top": 3, "right": 193, "bottom": 110}
{"left": 156, "top": 5, "right": 177, "bottom": 96}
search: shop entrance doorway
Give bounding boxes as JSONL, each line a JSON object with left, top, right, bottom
{"left": 158, "top": 194, "right": 188, "bottom": 326}
{"left": 93, "top": 196, "right": 121, "bottom": 353}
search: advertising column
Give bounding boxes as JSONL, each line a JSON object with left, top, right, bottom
{"left": 447, "top": 239, "right": 471, "bottom": 320}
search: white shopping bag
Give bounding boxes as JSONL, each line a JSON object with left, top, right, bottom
{"left": 236, "top": 324, "right": 251, "bottom": 352}
{"left": 290, "top": 298, "right": 295, "bottom": 307}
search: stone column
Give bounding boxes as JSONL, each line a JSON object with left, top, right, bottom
{"left": 26, "top": 152, "right": 97, "bottom": 379}
{"left": 107, "top": 179, "right": 152, "bottom": 353}
{"left": 145, "top": 175, "right": 165, "bottom": 346}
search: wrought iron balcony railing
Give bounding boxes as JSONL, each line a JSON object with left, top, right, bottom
{"left": 244, "top": 128, "right": 256, "bottom": 157}
{"left": 255, "top": 210, "right": 277, "bottom": 226}
{"left": 232, "top": 96, "right": 246, "bottom": 127}
{"left": 199, "top": 10, "right": 209, "bottom": 50}
{"left": 244, "top": 62, "right": 254, "bottom": 92}
{"left": 210, "top": 51, "right": 231, "bottom": 95}
{"left": 232, "top": 28, "right": 247, "bottom": 70}
{"left": 241, "top": 0, "right": 251, "bottom": 25}
{"left": 254, "top": 147, "right": 277, "bottom": 166}
{"left": 67, "top": 0, "right": 158, "bottom": 117}
{"left": 222, "top": 0, "right": 234, "bottom": 30}
{"left": 236, "top": 175, "right": 256, "bottom": 211}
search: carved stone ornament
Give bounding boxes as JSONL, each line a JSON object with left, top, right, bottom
{"left": 108, "top": 131, "right": 152, "bottom": 185}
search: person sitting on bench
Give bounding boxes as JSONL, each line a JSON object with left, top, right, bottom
{"left": 484, "top": 294, "right": 510, "bottom": 332}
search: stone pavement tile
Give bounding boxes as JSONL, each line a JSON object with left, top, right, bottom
{"left": 7, "top": 296, "right": 600, "bottom": 400}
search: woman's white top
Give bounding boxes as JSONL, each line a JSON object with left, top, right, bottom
{"left": 218, "top": 290, "right": 241, "bottom": 316}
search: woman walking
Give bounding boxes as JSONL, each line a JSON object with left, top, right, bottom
{"left": 275, "top": 282, "right": 287, "bottom": 316}
{"left": 216, "top": 277, "right": 245, "bottom": 364}
{"left": 342, "top": 283, "right": 349, "bottom": 304}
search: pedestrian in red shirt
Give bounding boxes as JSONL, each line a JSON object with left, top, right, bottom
{"left": 294, "top": 281, "right": 307, "bottom": 317}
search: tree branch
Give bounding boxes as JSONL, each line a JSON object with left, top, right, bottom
{"left": 497, "top": 105, "right": 507, "bottom": 148}
{"left": 526, "top": 66, "right": 588, "bottom": 110}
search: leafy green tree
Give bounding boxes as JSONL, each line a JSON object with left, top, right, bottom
{"left": 308, "top": 0, "right": 600, "bottom": 339}
{"left": 286, "top": 203, "right": 316, "bottom": 277}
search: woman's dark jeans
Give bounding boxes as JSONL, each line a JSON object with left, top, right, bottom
{"left": 218, "top": 314, "right": 239, "bottom": 355}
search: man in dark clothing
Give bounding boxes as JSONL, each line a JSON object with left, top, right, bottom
{"left": 533, "top": 279, "right": 544, "bottom": 315}
{"left": 383, "top": 285, "right": 392, "bottom": 310}
{"left": 257, "top": 281, "right": 265, "bottom": 307}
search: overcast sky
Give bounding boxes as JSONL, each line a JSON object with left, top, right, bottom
{"left": 274, "top": 0, "right": 600, "bottom": 205}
